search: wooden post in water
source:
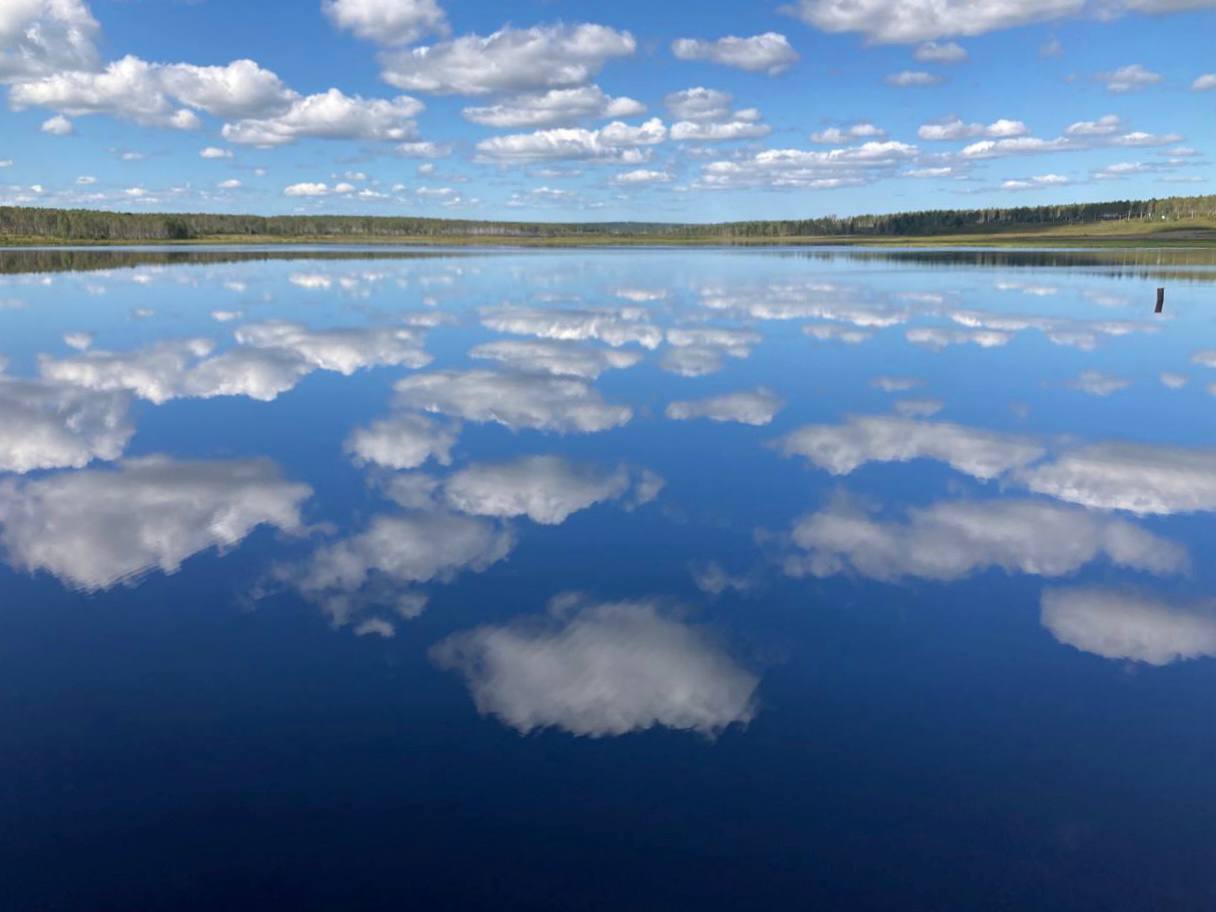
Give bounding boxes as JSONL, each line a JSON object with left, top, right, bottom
{"left": 1156, "top": 288, "right": 1165, "bottom": 314}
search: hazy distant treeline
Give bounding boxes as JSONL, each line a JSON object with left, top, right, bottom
{"left": 2, "top": 195, "right": 1215, "bottom": 241}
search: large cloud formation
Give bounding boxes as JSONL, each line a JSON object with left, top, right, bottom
{"left": 0, "top": 376, "right": 132, "bottom": 473}
{"left": 1041, "top": 587, "right": 1216, "bottom": 665}
{"left": 393, "top": 369, "right": 632, "bottom": 433}
{"left": 785, "top": 496, "right": 1188, "bottom": 582}
{"left": 774, "top": 415, "right": 1044, "bottom": 480}
{"left": 0, "top": 456, "right": 311, "bottom": 591}
{"left": 441, "top": 455, "right": 660, "bottom": 524}
{"left": 431, "top": 596, "right": 759, "bottom": 737}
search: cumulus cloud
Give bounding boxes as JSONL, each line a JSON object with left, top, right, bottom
{"left": 431, "top": 596, "right": 759, "bottom": 737}
{"left": 906, "top": 327, "right": 1012, "bottom": 348}
{"left": 0, "top": 456, "right": 310, "bottom": 591}
{"left": 1067, "top": 370, "right": 1131, "bottom": 396}
{"left": 918, "top": 116, "right": 1028, "bottom": 141}
{"left": 1041, "top": 587, "right": 1216, "bottom": 665}
{"left": 785, "top": 496, "right": 1187, "bottom": 582}
{"left": 915, "top": 40, "right": 968, "bottom": 62}
{"left": 1020, "top": 442, "right": 1216, "bottom": 515}
{"left": 612, "top": 168, "right": 672, "bottom": 185}
{"left": 442, "top": 455, "right": 658, "bottom": 524}
{"left": 475, "top": 117, "right": 667, "bottom": 164}
{"left": 804, "top": 324, "right": 874, "bottom": 344}
{"left": 0, "top": 0, "right": 99, "bottom": 81}
{"left": 774, "top": 415, "right": 1044, "bottom": 479}
{"left": 463, "top": 85, "right": 644, "bottom": 128}
{"left": 469, "top": 339, "right": 641, "bottom": 378}
{"left": 698, "top": 140, "right": 917, "bottom": 189}
{"left": 322, "top": 0, "right": 448, "bottom": 46}
{"left": 0, "top": 377, "right": 132, "bottom": 474}
{"left": 380, "top": 24, "right": 636, "bottom": 94}
{"left": 1194, "top": 74, "right": 1216, "bottom": 90}
{"left": 481, "top": 306, "right": 662, "bottom": 349}
{"left": 809, "top": 122, "right": 886, "bottom": 143}
{"left": 39, "top": 323, "right": 430, "bottom": 404}
{"left": 671, "top": 32, "right": 798, "bottom": 75}
{"left": 282, "top": 510, "right": 513, "bottom": 628}
{"left": 1096, "top": 63, "right": 1162, "bottom": 93}
{"left": 884, "top": 70, "right": 943, "bottom": 86}
{"left": 394, "top": 369, "right": 631, "bottom": 433}
{"left": 221, "top": 89, "right": 424, "bottom": 146}
{"left": 782, "top": 0, "right": 1087, "bottom": 43}
{"left": 344, "top": 412, "right": 458, "bottom": 470}
{"left": 666, "top": 388, "right": 783, "bottom": 426}
{"left": 665, "top": 86, "right": 770, "bottom": 141}
{"left": 41, "top": 114, "right": 73, "bottom": 134}
{"left": 12, "top": 55, "right": 294, "bottom": 128}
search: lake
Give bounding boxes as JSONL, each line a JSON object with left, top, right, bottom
{"left": 1, "top": 245, "right": 1214, "bottom": 910}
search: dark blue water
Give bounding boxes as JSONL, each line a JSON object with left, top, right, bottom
{"left": 2, "top": 246, "right": 1215, "bottom": 910}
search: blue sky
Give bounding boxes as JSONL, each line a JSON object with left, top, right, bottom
{"left": 0, "top": 0, "right": 1213, "bottom": 222}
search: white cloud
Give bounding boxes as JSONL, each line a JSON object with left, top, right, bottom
{"left": 884, "top": 70, "right": 943, "bottom": 86}
{"left": 380, "top": 24, "right": 636, "bottom": 95}
{"left": 0, "top": 456, "right": 310, "bottom": 591}
{"left": 442, "top": 455, "right": 653, "bottom": 524}
{"left": 41, "top": 114, "right": 73, "bottom": 134}
{"left": 475, "top": 117, "right": 666, "bottom": 164}
{"left": 1020, "top": 442, "right": 1216, "bottom": 515}
{"left": 395, "top": 139, "right": 449, "bottom": 158}
{"left": 959, "top": 136, "right": 1070, "bottom": 158}
{"left": 1067, "top": 369, "right": 1130, "bottom": 396}
{"left": 774, "top": 414, "right": 1044, "bottom": 479}
{"left": 481, "top": 306, "right": 662, "bottom": 349}
{"left": 671, "top": 32, "right": 798, "bottom": 75}
{"left": 284, "top": 181, "right": 359, "bottom": 196}
{"left": 915, "top": 40, "right": 968, "bottom": 62}
{"left": 217, "top": 178, "right": 241, "bottom": 189}
{"left": 782, "top": 0, "right": 1087, "bottom": 43}
{"left": 221, "top": 89, "right": 424, "bottom": 146}
{"left": 1194, "top": 74, "right": 1216, "bottom": 90}
{"left": 698, "top": 140, "right": 917, "bottom": 189}
{"left": 0, "top": 0, "right": 99, "bottom": 81}
{"left": 11, "top": 55, "right": 295, "bottom": 128}
{"left": 1160, "top": 372, "right": 1188, "bottom": 388}
{"left": 469, "top": 339, "right": 641, "bottom": 378}
{"left": 666, "top": 388, "right": 783, "bottom": 426}
{"left": 322, "top": 0, "right": 448, "bottom": 46}
{"left": 1096, "top": 63, "right": 1162, "bottom": 93}
{"left": 804, "top": 324, "right": 874, "bottom": 344}
{"left": 394, "top": 369, "right": 632, "bottom": 433}
{"left": 431, "top": 596, "right": 759, "bottom": 737}
{"left": 810, "top": 122, "right": 886, "bottom": 143}
{"left": 463, "top": 85, "right": 644, "bottom": 128}
{"left": 1066, "top": 114, "right": 1122, "bottom": 136}
{"left": 0, "top": 377, "right": 132, "bottom": 474}
{"left": 200, "top": 146, "right": 231, "bottom": 158}
{"left": 1041, "top": 587, "right": 1216, "bottom": 666}
{"left": 918, "top": 116, "right": 1028, "bottom": 140}
{"left": 283, "top": 510, "right": 513, "bottom": 627}
{"left": 664, "top": 86, "right": 769, "bottom": 141}
{"left": 785, "top": 496, "right": 1187, "bottom": 582}
{"left": 612, "top": 168, "right": 672, "bottom": 185}
{"left": 344, "top": 412, "right": 458, "bottom": 470}
{"left": 1001, "top": 173, "right": 1070, "bottom": 190}
{"left": 63, "top": 331, "right": 93, "bottom": 351}
{"left": 39, "top": 323, "right": 430, "bottom": 404}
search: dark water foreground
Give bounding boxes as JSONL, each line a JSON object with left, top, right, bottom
{"left": 1, "top": 246, "right": 1214, "bottom": 911}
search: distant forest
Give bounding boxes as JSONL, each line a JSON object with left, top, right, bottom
{"left": 2, "top": 194, "right": 1215, "bottom": 242}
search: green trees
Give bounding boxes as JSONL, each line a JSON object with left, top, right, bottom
{"left": 1, "top": 194, "right": 1214, "bottom": 242}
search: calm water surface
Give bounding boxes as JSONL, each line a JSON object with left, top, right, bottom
{"left": 1, "top": 246, "right": 1215, "bottom": 910}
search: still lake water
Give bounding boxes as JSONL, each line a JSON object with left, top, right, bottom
{"left": 1, "top": 245, "right": 1215, "bottom": 910}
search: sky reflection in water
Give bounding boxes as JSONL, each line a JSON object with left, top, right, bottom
{"left": 2, "top": 246, "right": 1215, "bottom": 910}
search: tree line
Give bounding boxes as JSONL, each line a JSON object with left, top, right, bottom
{"left": 1, "top": 194, "right": 1214, "bottom": 242}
